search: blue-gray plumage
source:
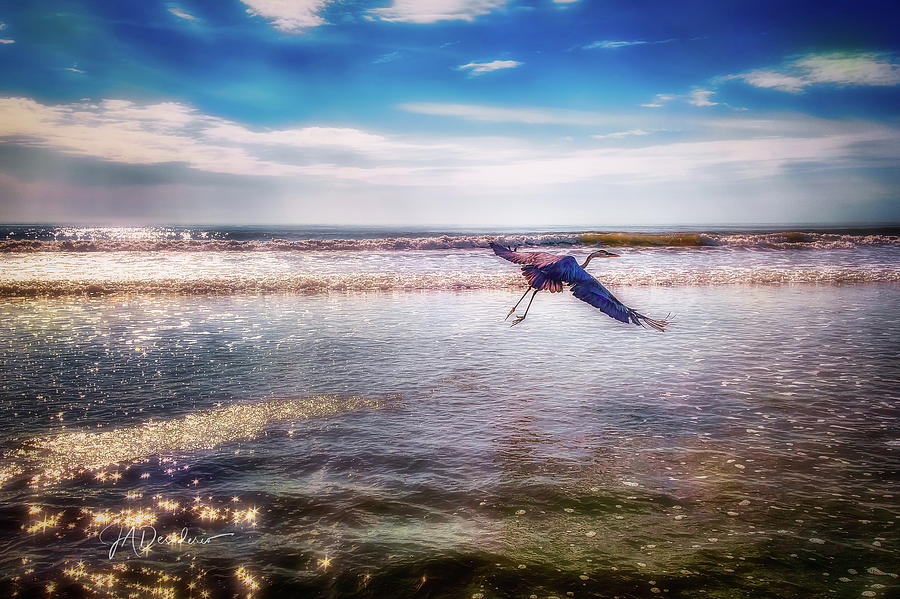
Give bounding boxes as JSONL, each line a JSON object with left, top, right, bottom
{"left": 490, "top": 242, "right": 670, "bottom": 330}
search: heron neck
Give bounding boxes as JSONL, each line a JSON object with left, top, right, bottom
{"left": 580, "top": 255, "right": 595, "bottom": 269}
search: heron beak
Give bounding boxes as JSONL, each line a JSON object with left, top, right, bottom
{"left": 607, "top": 253, "right": 620, "bottom": 258}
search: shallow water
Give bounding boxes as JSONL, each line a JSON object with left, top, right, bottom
{"left": 2, "top": 246, "right": 899, "bottom": 298}
{"left": 1, "top": 284, "right": 899, "bottom": 598}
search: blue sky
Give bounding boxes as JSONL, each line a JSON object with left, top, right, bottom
{"left": 0, "top": 0, "right": 898, "bottom": 226}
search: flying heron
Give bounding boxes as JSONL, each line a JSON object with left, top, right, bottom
{"left": 490, "top": 242, "right": 671, "bottom": 330}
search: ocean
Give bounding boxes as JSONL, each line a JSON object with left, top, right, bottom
{"left": 1, "top": 225, "right": 898, "bottom": 598}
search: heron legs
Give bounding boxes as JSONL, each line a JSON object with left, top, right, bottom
{"left": 506, "top": 288, "right": 532, "bottom": 320}
{"left": 511, "top": 290, "right": 539, "bottom": 326}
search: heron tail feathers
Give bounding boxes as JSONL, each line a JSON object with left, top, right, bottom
{"left": 633, "top": 312, "right": 673, "bottom": 332}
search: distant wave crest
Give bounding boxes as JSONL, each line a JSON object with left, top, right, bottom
{"left": 1, "top": 231, "right": 897, "bottom": 253}
{"left": 0, "top": 235, "right": 579, "bottom": 253}
{"left": 578, "top": 231, "right": 900, "bottom": 248}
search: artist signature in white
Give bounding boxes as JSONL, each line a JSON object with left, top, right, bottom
{"left": 99, "top": 525, "right": 235, "bottom": 559}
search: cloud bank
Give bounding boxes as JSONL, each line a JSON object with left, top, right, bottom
{"left": 367, "top": 0, "right": 508, "bottom": 24}
{"left": 240, "top": 0, "right": 331, "bottom": 32}
{"left": 726, "top": 52, "right": 900, "bottom": 93}
{"left": 2, "top": 97, "right": 897, "bottom": 191}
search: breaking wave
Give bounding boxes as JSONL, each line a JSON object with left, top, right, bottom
{"left": 2, "top": 268, "right": 897, "bottom": 297}
{"left": 578, "top": 231, "right": 899, "bottom": 248}
{"left": 1, "top": 231, "right": 898, "bottom": 252}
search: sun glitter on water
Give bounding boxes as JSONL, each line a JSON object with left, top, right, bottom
{"left": 1, "top": 395, "right": 382, "bottom": 489}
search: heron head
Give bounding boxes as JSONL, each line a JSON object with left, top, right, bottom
{"left": 589, "top": 249, "right": 620, "bottom": 258}
{"left": 581, "top": 249, "right": 620, "bottom": 269}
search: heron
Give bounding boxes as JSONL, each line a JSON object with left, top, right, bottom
{"left": 490, "top": 242, "right": 671, "bottom": 330}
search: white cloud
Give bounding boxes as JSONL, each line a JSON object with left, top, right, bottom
{"left": 639, "top": 90, "right": 718, "bottom": 108}
{"left": 734, "top": 70, "right": 807, "bottom": 93}
{"left": 168, "top": 6, "right": 198, "bottom": 21}
{"left": 367, "top": 0, "right": 507, "bottom": 24}
{"left": 203, "top": 122, "right": 393, "bottom": 151}
{"left": 583, "top": 38, "right": 674, "bottom": 50}
{"left": 592, "top": 129, "right": 651, "bottom": 139}
{"left": 457, "top": 59, "right": 521, "bottom": 75}
{"left": 0, "top": 97, "right": 517, "bottom": 180}
{"left": 0, "top": 22, "right": 14, "bottom": 46}
{"left": 585, "top": 40, "right": 646, "bottom": 49}
{"left": 435, "top": 127, "right": 900, "bottom": 187}
{"left": 726, "top": 51, "right": 900, "bottom": 93}
{"left": 373, "top": 51, "right": 401, "bottom": 64}
{"left": 1, "top": 97, "right": 897, "bottom": 190}
{"left": 400, "top": 102, "right": 623, "bottom": 125}
{"left": 240, "top": 0, "right": 331, "bottom": 32}
{"left": 795, "top": 52, "right": 900, "bottom": 86}
{"left": 640, "top": 93, "right": 675, "bottom": 108}
{"left": 687, "top": 89, "right": 718, "bottom": 107}
{"left": 0, "top": 98, "right": 279, "bottom": 176}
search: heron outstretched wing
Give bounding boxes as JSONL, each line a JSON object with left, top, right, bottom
{"left": 489, "top": 242, "right": 562, "bottom": 267}
{"left": 538, "top": 256, "right": 669, "bottom": 331}
{"left": 570, "top": 276, "right": 669, "bottom": 331}
{"left": 569, "top": 277, "right": 639, "bottom": 325}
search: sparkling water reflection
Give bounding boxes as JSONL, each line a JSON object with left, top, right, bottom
{"left": 0, "top": 286, "right": 898, "bottom": 598}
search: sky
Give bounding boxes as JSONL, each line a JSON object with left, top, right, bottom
{"left": 0, "top": 0, "right": 898, "bottom": 227}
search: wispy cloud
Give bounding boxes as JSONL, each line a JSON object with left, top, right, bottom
{"left": 399, "top": 102, "right": 618, "bottom": 125}
{"left": 167, "top": 6, "right": 198, "bottom": 21}
{"left": 0, "top": 24, "right": 13, "bottom": 45}
{"left": 583, "top": 38, "right": 674, "bottom": 50}
{"left": 640, "top": 90, "right": 718, "bottom": 108}
{"left": 240, "top": 0, "right": 331, "bottom": 32}
{"left": 687, "top": 89, "right": 717, "bottom": 106}
{"left": 457, "top": 60, "right": 521, "bottom": 75}
{"left": 373, "top": 51, "right": 401, "bottom": 64}
{"left": 724, "top": 51, "right": 900, "bottom": 93}
{"left": 640, "top": 93, "right": 675, "bottom": 108}
{"left": 64, "top": 64, "right": 85, "bottom": 74}
{"left": 367, "top": 0, "right": 507, "bottom": 24}
{"left": 592, "top": 129, "right": 651, "bottom": 139}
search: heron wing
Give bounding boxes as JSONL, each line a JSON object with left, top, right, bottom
{"left": 569, "top": 272, "right": 670, "bottom": 331}
{"left": 534, "top": 255, "right": 591, "bottom": 284}
{"left": 570, "top": 279, "right": 638, "bottom": 325}
{"left": 489, "top": 242, "right": 562, "bottom": 267}
{"left": 566, "top": 269, "right": 639, "bottom": 325}
{"left": 545, "top": 256, "right": 641, "bottom": 325}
